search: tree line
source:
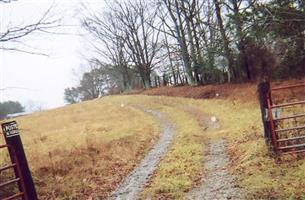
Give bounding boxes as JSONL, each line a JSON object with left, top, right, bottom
{"left": 0, "top": 101, "right": 24, "bottom": 118}
{"left": 64, "top": 0, "right": 304, "bottom": 103}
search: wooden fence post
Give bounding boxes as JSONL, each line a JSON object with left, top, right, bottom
{"left": 1, "top": 121, "right": 38, "bottom": 200}
{"left": 257, "top": 81, "right": 272, "bottom": 146}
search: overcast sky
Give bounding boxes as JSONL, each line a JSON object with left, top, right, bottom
{"left": 0, "top": 0, "right": 106, "bottom": 110}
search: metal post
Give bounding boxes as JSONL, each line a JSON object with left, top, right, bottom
{"left": 267, "top": 94, "right": 279, "bottom": 152}
{"left": 257, "top": 81, "right": 275, "bottom": 152}
{"left": 1, "top": 121, "right": 38, "bottom": 200}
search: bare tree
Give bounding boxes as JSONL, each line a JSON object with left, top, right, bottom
{"left": 159, "top": 0, "right": 195, "bottom": 84}
{"left": 83, "top": 9, "right": 133, "bottom": 91}
{"left": 0, "top": 2, "right": 61, "bottom": 55}
{"left": 113, "top": 0, "right": 162, "bottom": 88}
{"left": 223, "top": 0, "right": 259, "bottom": 81}
{"left": 158, "top": 0, "right": 226, "bottom": 84}
{"left": 0, "top": 0, "right": 17, "bottom": 3}
{"left": 80, "top": 0, "right": 303, "bottom": 90}
{"left": 213, "top": 0, "right": 235, "bottom": 82}
{"left": 83, "top": 0, "right": 162, "bottom": 89}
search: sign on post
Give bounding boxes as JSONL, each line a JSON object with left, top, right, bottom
{"left": 257, "top": 81, "right": 272, "bottom": 144}
{"left": 1, "top": 121, "right": 38, "bottom": 200}
{"left": 2, "top": 121, "right": 20, "bottom": 138}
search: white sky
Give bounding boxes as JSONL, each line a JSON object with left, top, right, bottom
{"left": 0, "top": 0, "right": 106, "bottom": 110}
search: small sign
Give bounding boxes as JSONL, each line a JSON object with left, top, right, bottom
{"left": 2, "top": 121, "right": 20, "bottom": 138}
{"left": 272, "top": 108, "right": 282, "bottom": 119}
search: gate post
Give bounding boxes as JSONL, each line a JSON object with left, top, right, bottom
{"left": 257, "top": 81, "right": 272, "bottom": 147}
{"left": 1, "top": 121, "right": 38, "bottom": 200}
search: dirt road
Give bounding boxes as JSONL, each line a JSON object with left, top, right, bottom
{"left": 187, "top": 139, "right": 243, "bottom": 199}
{"left": 110, "top": 105, "right": 243, "bottom": 200}
{"left": 108, "top": 110, "right": 175, "bottom": 200}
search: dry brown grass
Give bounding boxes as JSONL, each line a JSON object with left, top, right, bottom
{"left": 102, "top": 96, "right": 208, "bottom": 199}
{"left": 135, "top": 77, "right": 305, "bottom": 199}
{"left": 0, "top": 98, "right": 159, "bottom": 199}
{"left": 1, "top": 77, "right": 304, "bottom": 199}
{"left": 128, "top": 77, "right": 305, "bottom": 104}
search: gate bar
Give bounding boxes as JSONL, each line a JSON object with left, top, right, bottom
{"left": 0, "top": 178, "right": 20, "bottom": 188}
{"left": 275, "top": 125, "right": 305, "bottom": 133}
{"left": 3, "top": 192, "right": 24, "bottom": 200}
{"left": 272, "top": 83, "right": 305, "bottom": 91}
{"left": 0, "top": 144, "right": 8, "bottom": 148}
{"left": 278, "top": 143, "right": 305, "bottom": 150}
{"left": 275, "top": 113, "right": 305, "bottom": 121}
{"left": 0, "top": 164, "right": 16, "bottom": 172}
{"left": 282, "top": 149, "right": 305, "bottom": 155}
{"left": 271, "top": 100, "right": 305, "bottom": 108}
{"left": 278, "top": 135, "right": 305, "bottom": 142}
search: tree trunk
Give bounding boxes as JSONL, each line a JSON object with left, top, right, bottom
{"left": 182, "top": 1, "right": 200, "bottom": 85}
{"left": 166, "top": 0, "right": 195, "bottom": 84}
{"left": 163, "top": 28, "right": 178, "bottom": 85}
{"left": 176, "top": 64, "right": 183, "bottom": 84}
{"left": 122, "top": 64, "right": 132, "bottom": 91}
{"left": 231, "top": 0, "right": 251, "bottom": 81}
{"left": 144, "top": 68, "right": 151, "bottom": 88}
{"left": 213, "top": 0, "right": 235, "bottom": 82}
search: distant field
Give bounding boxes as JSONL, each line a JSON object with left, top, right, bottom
{"left": 1, "top": 82, "right": 305, "bottom": 199}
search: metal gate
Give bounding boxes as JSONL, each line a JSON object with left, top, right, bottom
{"left": 0, "top": 144, "right": 26, "bottom": 200}
{"left": 259, "top": 81, "right": 305, "bottom": 155}
{"left": 0, "top": 121, "right": 37, "bottom": 200}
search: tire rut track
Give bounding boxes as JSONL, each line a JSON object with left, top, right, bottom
{"left": 187, "top": 139, "right": 243, "bottom": 200}
{"left": 184, "top": 105, "right": 243, "bottom": 200}
{"left": 108, "top": 109, "right": 175, "bottom": 200}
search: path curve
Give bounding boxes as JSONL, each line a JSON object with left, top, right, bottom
{"left": 108, "top": 109, "right": 175, "bottom": 200}
{"left": 187, "top": 139, "right": 243, "bottom": 200}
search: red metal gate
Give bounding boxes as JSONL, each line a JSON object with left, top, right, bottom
{"left": 1, "top": 121, "right": 37, "bottom": 200}
{"left": 0, "top": 143, "right": 26, "bottom": 200}
{"left": 266, "top": 83, "right": 305, "bottom": 155}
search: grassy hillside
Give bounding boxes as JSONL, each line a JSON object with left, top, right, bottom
{"left": 133, "top": 79, "right": 305, "bottom": 199}
{"left": 1, "top": 80, "right": 305, "bottom": 199}
{"left": 1, "top": 99, "right": 159, "bottom": 199}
